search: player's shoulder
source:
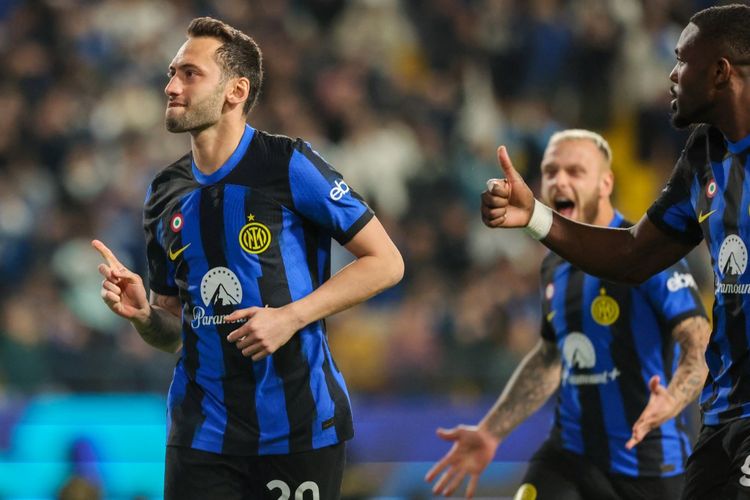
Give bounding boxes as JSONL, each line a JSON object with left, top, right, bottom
{"left": 541, "top": 251, "right": 565, "bottom": 277}
{"left": 145, "top": 152, "right": 196, "bottom": 213}
{"left": 250, "top": 128, "right": 298, "bottom": 158}
{"left": 682, "top": 124, "right": 727, "bottom": 162}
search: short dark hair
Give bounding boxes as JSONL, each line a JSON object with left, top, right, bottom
{"left": 187, "top": 17, "right": 263, "bottom": 114}
{"left": 690, "top": 4, "right": 750, "bottom": 62}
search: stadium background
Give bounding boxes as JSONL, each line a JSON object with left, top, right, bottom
{"left": 0, "top": 0, "right": 725, "bottom": 498}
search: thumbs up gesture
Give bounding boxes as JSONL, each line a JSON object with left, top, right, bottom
{"left": 480, "top": 146, "right": 536, "bottom": 228}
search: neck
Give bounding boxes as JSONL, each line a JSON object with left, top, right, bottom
{"left": 714, "top": 86, "right": 750, "bottom": 142}
{"left": 591, "top": 202, "right": 615, "bottom": 227}
{"left": 190, "top": 118, "right": 246, "bottom": 174}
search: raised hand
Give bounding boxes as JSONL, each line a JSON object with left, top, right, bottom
{"left": 425, "top": 425, "right": 500, "bottom": 499}
{"left": 92, "top": 239, "right": 150, "bottom": 323}
{"left": 626, "top": 375, "right": 677, "bottom": 449}
{"left": 480, "top": 146, "right": 536, "bottom": 228}
{"left": 224, "top": 305, "right": 304, "bottom": 361}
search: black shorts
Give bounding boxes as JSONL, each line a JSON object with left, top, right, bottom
{"left": 517, "top": 437, "right": 684, "bottom": 500}
{"left": 682, "top": 418, "right": 750, "bottom": 499}
{"left": 164, "top": 442, "right": 346, "bottom": 500}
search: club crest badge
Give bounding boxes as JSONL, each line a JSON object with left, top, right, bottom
{"left": 239, "top": 214, "right": 271, "bottom": 254}
{"left": 591, "top": 288, "right": 619, "bottom": 326}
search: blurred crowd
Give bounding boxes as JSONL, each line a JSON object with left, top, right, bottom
{"left": 0, "top": 0, "right": 720, "bottom": 401}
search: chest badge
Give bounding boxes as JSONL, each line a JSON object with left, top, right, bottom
{"left": 591, "top": 288, "right": 619, "bottom": 326}
{"left": 239, "top": 214, "right": 271, "bottom": 254}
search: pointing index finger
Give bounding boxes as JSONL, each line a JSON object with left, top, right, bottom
{"left": 91, "top": 239, "right": 123, "bottom": 269}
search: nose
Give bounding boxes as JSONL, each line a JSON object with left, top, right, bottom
{"left": 669, "top": 64, "right": 678, "bottom": 84}
{"left": 165, "top": 75, "right": 181, "bottom": 97}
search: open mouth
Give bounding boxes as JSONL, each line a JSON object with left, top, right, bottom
{"left": 554, "top": 198, "right": 575, "bottom": 218}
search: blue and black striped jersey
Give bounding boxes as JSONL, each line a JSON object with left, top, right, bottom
{"left": 541, "top": 212, "right": 707, "bottom": 477}
{"left": 143, "top": 124, "right": 372, "bottom": 455}
{"left": 648, "top": 124, "right": 750, "bottom": 425}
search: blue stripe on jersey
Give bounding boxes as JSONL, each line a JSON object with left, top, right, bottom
{"left": 702, "top": 158, "right": 733, "bottom": 420}
{"left": 581, "top": 276, "right": 634, "bottom": 476}
{"left": 288, "top": 149, "right": 368, "bottom": 241}
{"left": 629, "top": 288, "right": 678, "bottom": 472}
{"left": 660, "top": 198, "right": 697, "bottom": 234}
{"left": 180, "top": 189, "right": 228, "bottom": 452}
{"left": 279, "top": 207, "right": 340, "bottom": 448}
{"left": 192, "top": 125, "right": 255, "bottom": 185}
{"left": 552, "top": 263, "right": 585, "bottom": 455}
{"left": 222, "top": 184, "right": 290, "bottom": 454}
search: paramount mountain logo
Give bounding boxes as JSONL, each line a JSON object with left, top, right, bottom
{"left": 191, "top": 267, "right": 244, "bottom": 328}
{"left": 561, "top": 332, "right": 620, "bottom": 386}
{"left": 716, "top": 235, "right": 750, "bottom": 294}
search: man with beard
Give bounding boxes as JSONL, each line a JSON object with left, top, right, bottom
{"left": 427, "top": 130, "right": 710, "bottom": 499}
{"left": 480, "top": 4, "right": 750, "bottom": 498}
{"left": 93, "top": 17, "right": 403, "bottom": 500}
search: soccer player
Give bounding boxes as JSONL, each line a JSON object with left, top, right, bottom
{"left": 93, "top": 17, "right": 403, "bottom": 500}
{"left": 427, "top": 130, "right": 710, "bottom": 499}
{"left": 480, "top": 4, "right": 750, "bottom": 498}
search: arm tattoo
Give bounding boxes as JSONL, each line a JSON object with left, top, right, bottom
{"left": 481, "top": 340, "right": 561, "bottom": 440}
{"left": 668, "top": 316, "right": 710, "bottom": 405}
{"left": 134, "top": 296, "right": 182, "bottom": 353}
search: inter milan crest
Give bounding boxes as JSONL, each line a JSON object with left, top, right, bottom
{"left": 239, "top": 214, "right": 271, "bottom": 254}
{"left": 591, "top": 288, "right": 619, "bottom": 326}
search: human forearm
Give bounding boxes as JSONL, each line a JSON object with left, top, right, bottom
{"left": 479, "top": 341, "right": 561, "bottom": 440}
{"left": 285, "top": 251, "right": 403, "bottom": 328}
{"left": 543, "top": 213, "right": 691, "bottom": 284}
{"left": 132, "top": 305, "right": 182, "bottom": 353}
{"left": 665, "top": 316, "right": 710, "bottom": 414}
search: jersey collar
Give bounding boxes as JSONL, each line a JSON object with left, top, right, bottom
{"left": 609, "top": 211, "right": 624, "bottom": 228}
{"left": 726, "top": 132, "right": 750, "bottom": 155}
{"left": 191, "top": 123, "right": 256, "bottom": 185}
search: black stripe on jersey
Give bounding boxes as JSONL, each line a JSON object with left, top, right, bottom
{"left": 565, "top": 270, "right": 610, "bottom": 466}
{"left": 249, "top": 191, "right": 317, "bottom": 454}
{"left": 607, "top": 284, "right": 664, "bottom": 475}
{"left": 721, "top": 152, "right": 750, "bottom": 413}
{"left": 321, "top": 346, "right": 353, "bottom": 442}
{"left": 199, "top": 185, "right": 261, "bottom": 455}
{"left": 164, "top": 209, "right": 207, "bottom": 448}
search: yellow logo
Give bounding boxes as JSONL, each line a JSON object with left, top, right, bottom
{"left": 546, "top": 310, "right": 556, "bottom": 322}
{"left": 698, "top": 209, "right": 716, "bottom": 223}
{"left": 239, "top": 214, "right": 271, "bottom": 254}
{"left": 514, "top": 483, "right": 538, "bottom": 500}
{"left": 168, "top": 243, "right": 191, "bottom": 261}
{"left": 591, "top": 288, "right": 619, "bottom": 326}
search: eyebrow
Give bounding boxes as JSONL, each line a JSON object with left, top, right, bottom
{"left": 168, "top": 62, "right": 203, "bottom": 73}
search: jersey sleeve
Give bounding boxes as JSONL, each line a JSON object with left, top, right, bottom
{"left": 646, "top": 138, "right": 704, "bottom": 247}
{"left": 143, "top": 186, "right": 178, "bottom": 296}
{"left": 288, "top": 141, "right": 374, "bottom": 245}
{"left": 641, "top": 259, "right": 707, "bottom": 331}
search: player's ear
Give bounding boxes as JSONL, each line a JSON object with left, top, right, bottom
{"left": 600, "top": 170, "right": 614, "bottom": 198}
{"left": 716, "top": 57, "right": 732, "bottom": 85}
{"left": 226, "top": 76, "right": 250, "bottom": 108}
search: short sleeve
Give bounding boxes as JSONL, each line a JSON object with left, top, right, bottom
{"left": 288, "top": 141, "right": 374, "bottom": 245}
{"left": 646, "top": 148, "right": 704, "bottom": 247}
{"left": 143, "top": 190, "right": 178, "bottom": 296}
{"left": 640, "top": 259, "right": 707, "bottom": 331}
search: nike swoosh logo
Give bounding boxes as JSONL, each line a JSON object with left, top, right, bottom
{"left": 168, "top": 243, "right": 191, "bottom": 261}
{"left": 546, "top": 311, "right": 556, "bottom": 322}
{"left": 698, "top": 209, "right": 716, "bottom": 223}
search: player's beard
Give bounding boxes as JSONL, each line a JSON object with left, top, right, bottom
{"left": 165, "top": 83, "right": 225, "bottom": 133}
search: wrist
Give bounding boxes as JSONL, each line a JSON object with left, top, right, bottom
{"left": 523, "top": 199, "right": 553, "bottom": 240}
{"left": 131, "top": 305, "right": 153, "bottom": 329}
{"left": 283, "top": 302, "right": 308, "bottom": 331}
